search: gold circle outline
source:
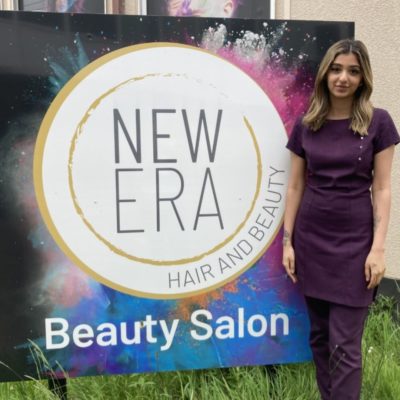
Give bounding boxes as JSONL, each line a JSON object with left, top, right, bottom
{"left": 34, "top": 42, "right": 284, "bottom": 299}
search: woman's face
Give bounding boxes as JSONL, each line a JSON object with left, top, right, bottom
{"left": 326, "top": 53, "right": 363, "bottom": 101}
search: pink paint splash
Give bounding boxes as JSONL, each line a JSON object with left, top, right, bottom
{"left": 169, "top": 0, "right": 241, "bottom": 17}
{"left": 7, "top": 136, "right": 96, "bottom": 308}
{"left": 198, "top": 23, "right": 314, "bottom": 134}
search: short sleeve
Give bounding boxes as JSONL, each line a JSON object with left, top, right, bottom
{"left": 373, "top": 109, "right": 400, "bottom": 154}
{"left": 286, "top": 117, "right": 305, "bottom": 158}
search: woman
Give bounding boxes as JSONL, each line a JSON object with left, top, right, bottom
{"left": 283, "top": 39, "right": 399, "bottom": 400}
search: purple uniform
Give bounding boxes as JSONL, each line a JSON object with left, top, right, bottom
{"left": 286, "top": 108, "right": 400, "bottom": 307}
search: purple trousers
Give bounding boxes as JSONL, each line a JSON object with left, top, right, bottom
{"left": 305, "top": 297, "right": 369, "bottom": 400}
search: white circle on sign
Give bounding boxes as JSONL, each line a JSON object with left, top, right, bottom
{"left": 34, "top": 43, "right": 288, "bottom": 298}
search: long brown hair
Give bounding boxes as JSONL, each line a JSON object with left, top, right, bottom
{"left": 303, "top": 39, "right": 373, "bottom": 135}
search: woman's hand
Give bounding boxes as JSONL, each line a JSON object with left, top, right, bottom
{"left": 283, "top": 244, "right": 297, "bottom": 284}
{"left": 283, "top": 153, "right": 305, "bottom": 285}
{"left": 365, "top": 249, "right": 385, "bottom": 289}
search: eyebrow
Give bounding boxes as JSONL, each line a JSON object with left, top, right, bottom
{"left": 331, "top": 63, "right": 361, "bottom": 68}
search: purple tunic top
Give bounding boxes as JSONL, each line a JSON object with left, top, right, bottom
{"left": 286, "top": 108, "right": 400, "bottom": 307}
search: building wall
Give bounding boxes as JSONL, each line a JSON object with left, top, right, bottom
{"left": 275, "top": 0, "right": 400, "bottom": 279}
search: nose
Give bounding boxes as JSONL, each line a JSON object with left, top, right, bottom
{"left": 338, "top": 70, "right": 349, "bottom": 82}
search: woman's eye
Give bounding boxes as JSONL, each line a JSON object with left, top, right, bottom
{"left": 330, "top": 66, "right": 340, "bottom": 72}
{"left": 350, "top": 69, "right": 361, "bottom": 75}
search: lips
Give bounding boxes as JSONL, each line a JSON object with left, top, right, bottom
{"left": 334, "top": 86, "right": 350, "bottom": 92}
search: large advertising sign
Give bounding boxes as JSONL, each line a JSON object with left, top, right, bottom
{"left": 0, "top": 11, "right": 353, "bottom": 381}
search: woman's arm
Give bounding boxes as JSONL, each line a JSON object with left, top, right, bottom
{"left": 365, "top": 145, "right": 396, "bottom": 289}
{"left": 282, "top": 153, "right": 306, "bottom": 283}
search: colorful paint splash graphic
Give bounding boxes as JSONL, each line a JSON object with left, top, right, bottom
{"left": 55, "top": 0, "right": 86, "bottom": 13}
{"left": 166, "top": 0, "right": 242, "bottom": 17}
{"left": 38, "top": 0, "right": 96, "bottom": 13}
{"left": 0, "top": 17, "right": 314, "bottom": 378}
{"left": 199, "top": 22, "right": 314, "bottom": 133}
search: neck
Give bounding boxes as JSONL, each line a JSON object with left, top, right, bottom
{"left": 328, "top": 97, "right": 353, "bottom": 119}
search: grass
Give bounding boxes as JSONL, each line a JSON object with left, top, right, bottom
{"left": 0, "top": 295, "right": 399, "bottom": 399}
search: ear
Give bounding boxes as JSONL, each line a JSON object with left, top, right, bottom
{"left": 223, "top": 1, "right": 234, "bottom": 17}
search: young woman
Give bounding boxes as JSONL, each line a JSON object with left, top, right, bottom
{"left": 283, "top": 39, "right": 399, "bottom": 400}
